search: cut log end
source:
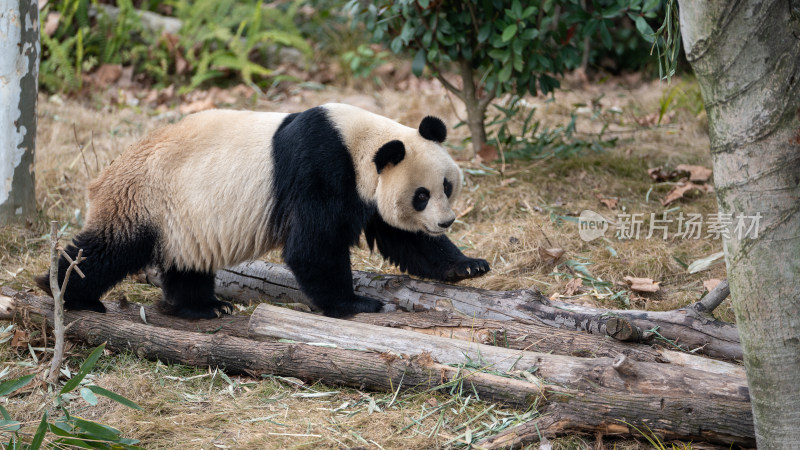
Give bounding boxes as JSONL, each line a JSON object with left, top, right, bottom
{"left": 605, "top": 317, "right": 642, "bottom": 342}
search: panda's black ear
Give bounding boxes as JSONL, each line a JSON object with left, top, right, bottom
{"left": 419, "top": 116, "right": 447, "bottom": 143}
{"left": 373, "top": 140, "right": 406, "bottom": 174}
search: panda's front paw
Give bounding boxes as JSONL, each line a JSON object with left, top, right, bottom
{"left": 443, "top": 258, "right": 490, "bottom": 282}
{"left": 161, "top": 299, "right": 234, "bottom": 319}
{"left": 323, "top": 295, "right": 384, "bottom": 318}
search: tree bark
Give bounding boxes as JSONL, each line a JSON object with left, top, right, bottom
{"left": 171, "top": 261, "right": 742, "bottom": 360}
{"left": 247, "top": 304, "right": 748, "bottom": 400}
{"left": 678, "top": 1, "right": 800, "bottom": 446}
{"left": 432, "top": 60, "right": 492, "bottom": 158}
{"left": 2, "top": 287, "right": 743, "bottom": 377}
{"left": 458, "top": 59, "right": 492, "bottom": 157}
{"left": 0, "top": 0, "right": 38, "bottom": 224}
{"left": 351, "top": 310, "right": 744, "bottom": 375}
{"left": 0, "top": 287, "right": 755, "bottom": 446}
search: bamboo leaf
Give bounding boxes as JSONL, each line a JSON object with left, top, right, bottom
{"left": 30, "top": 412, "right": 48, "bottom": 450}
{"left": 86, "top": 385, "right": 142, "bottom": 410}
{"left": 60, "top": 343, "right": 105, "bottom": 395}
{"left": 0, "top": 374, "right": 34, "bottom": 397}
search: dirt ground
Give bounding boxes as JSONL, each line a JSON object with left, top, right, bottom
{"left": 0, "top": 75, "right": 726, "bottom": 449}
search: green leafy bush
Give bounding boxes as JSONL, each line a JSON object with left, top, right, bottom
{"left": 39, "top": 0, "right": 312, "bottom": 93}
{"left": 1, "top": 343, "right": 143, "bottom": 449}
{"left": 40, "top": 0, "right": 149, "bottom": 92}
{"left": 485, "top": 97, "right": 617, "bottom": 162}
{"left": 171, "top": 0, "right": 312, "bottom": 92}
{"left": 348, "top": 0, "right": 658, "bottom": 156}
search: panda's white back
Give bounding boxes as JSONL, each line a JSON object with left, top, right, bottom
{"left": 88, "top": 109, "right": 286, "bottom": 272}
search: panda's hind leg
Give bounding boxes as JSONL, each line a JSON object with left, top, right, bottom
{"left": 35, "top": 225, "right": 158, "bottom": 313}
{"left": 158, "top": 268, "right": 233, "bottom": 319}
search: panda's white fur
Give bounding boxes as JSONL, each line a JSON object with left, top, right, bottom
{"left": 37, "top": 103, "right": 489, "bottom": 318}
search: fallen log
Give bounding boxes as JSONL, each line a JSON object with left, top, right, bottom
{"left": 0, "top": 288, "right": 755, "bottom": 446}
{"left": 248, "top": 303, "right": 748, "bottom": 400}
{"left": 2, "top": 289, "right": 740, "bottom": 378}
{"left": 351, "top": 311, "right": 743, "bottom": 376}
{"left": 153, "top": 261, "right": 741, "bottom": 360}
{"left": 477, "top": 387, "right": 756, "bottom": 448}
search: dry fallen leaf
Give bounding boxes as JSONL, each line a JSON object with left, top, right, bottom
{"left": 538, "top": 247, "right": 565, "bottom": 265}
{"left": 661, "top": 181, "right": 711, "bottom": 206}
{"left": 676, "top": 164, "right": 713, "bottom": 182}
{"left": 158, "top": 84, "right": 175, "bottom": 103}
{"left": 179, "top": 96, "right": 215, "bottom": 114}
{"left": 634, "top": 111, "right": 675, "bottom": 127}
{"left": 11, "top": 328, "right": 29, "bottom": 348}
{"left": 44, "top": 12, "right": 60, "bottom": 36}
{"left": 703, "top": 278, "right": 723, "bottom": 292}
{"left": 476, "top": 144, "right": 498, "bottom": 163}
{"left": 93, "top": 64, "right": 123, "bottom": 88}
{"left": 563, "top": 278, "right": 582, "bottom": 296}
{"left": 624, "top": 276, "right": 660, "bottom": 293}
{"left": 595, "top": 193, "right": 618, "bottom": 209}
{"left": 500, "top": 177, "right": 518, "bottom": 188}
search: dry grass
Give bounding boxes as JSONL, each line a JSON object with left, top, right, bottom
{"left": 0, "top": 76, "right": 722, "bottom": 448}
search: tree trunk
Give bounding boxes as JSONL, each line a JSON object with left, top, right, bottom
{"left": 0, "top": 0, "right": 38, "bottom": 224}
{"left": 678, "top": 1, "right": 800, "bottom": 446}
{"left": 458, "top": 59, "right": 491, "bottom": 157}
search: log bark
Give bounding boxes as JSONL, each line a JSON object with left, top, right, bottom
{"left": 1, "top": 287, "right": 755, "bottom": 446}
{"left": 1, "top": 289, "right": 742, "bottom": 378}
{"left": 248, "top": 303, "right": 749, "bottom": 401}
{"left": 351, "top": 311, "right": 743, "bottom": 376}
{"left": 167, "top": 261, "right": 742, "bottom": 360}
{"left": 478, "top": 388, "right": 756, "bottom": 448}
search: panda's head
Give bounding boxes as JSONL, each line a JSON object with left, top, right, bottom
{"left": 372, "top": 116, "right": 462, "bottom": 236}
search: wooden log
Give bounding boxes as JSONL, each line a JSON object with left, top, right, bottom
{"left": 0, "top": 290, "right": 251, "bottom": 337}
{"left": 477, "top": 388, "right": 756, "bottom": 448}
{"left": 2, "top": 290, "right": 741, "bottom": 378}
{"left": 247, "top": 304, "right": 749, "bottom": 402}
{"left": 350, "top": 311, "right": 744, "bottom": 377}
{"left": 1, "top": 287, "right": 755, "bottom": 446}
{"left": 171, "top": 261, "right": 742, "bottom": 360}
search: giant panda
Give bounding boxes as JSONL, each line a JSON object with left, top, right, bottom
{"left": 36, "top": 103, "right": 490, "bottom": 319}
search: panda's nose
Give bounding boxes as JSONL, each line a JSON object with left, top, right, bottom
{"left": 438, "top": 218, "right": 455, "bottom": 229}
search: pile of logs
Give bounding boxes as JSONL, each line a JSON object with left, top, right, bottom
{"left": 0, "top": 262, "right": 753, "bottom": 447}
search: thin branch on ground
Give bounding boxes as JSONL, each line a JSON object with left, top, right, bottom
{"left": 697, "top": 280, "right": 730, "bottom": 313}
{"left": 47, "top": 221, "right": 85, "bottom": 384}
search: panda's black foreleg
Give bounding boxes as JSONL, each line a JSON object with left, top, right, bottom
{"left": 283, "top": 235, "right": 383, "bottom": 318}
{"left": 35, "top": 225, "right": 158, "bottom": 313}
{"left": 158, "top": 268, "right": 233, "bottom": 319}
{"left": 364, "top": 215, "right": 490, "bottom": 282}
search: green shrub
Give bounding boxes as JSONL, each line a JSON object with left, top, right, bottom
{"left": 348, "top": 0, "right": 660, "bottom": 156}
{"left": 0, "top": 343, "right": 143, "bottom": 449}
{"left": 39, "top": 0, "right": 312, "bottom": 93}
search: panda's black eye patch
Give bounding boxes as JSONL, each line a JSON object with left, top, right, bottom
{"left": 413, "top": 187, "right": 430, "bottom": 211}
{"left": 443, "top": 178, "right": 453, "bottom": 198}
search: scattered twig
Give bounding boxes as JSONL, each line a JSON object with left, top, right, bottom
{"left": 90, "top": 129, "right": 100, "bottom": 174}
{"left": 47, "top": 221, "right": 85, "bottom": 384}
{"left": 72, "top": 124, "right": 92, "bottom": 179}
{"left": 696, "top": 280, "right": 730, "bottom": 314}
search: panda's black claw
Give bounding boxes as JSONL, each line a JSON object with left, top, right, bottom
{"left": 161, "top": 298, "right": 234, "bottom": 319}
{"left": 444, "top": 257, "right": 491, "bottom": 282}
